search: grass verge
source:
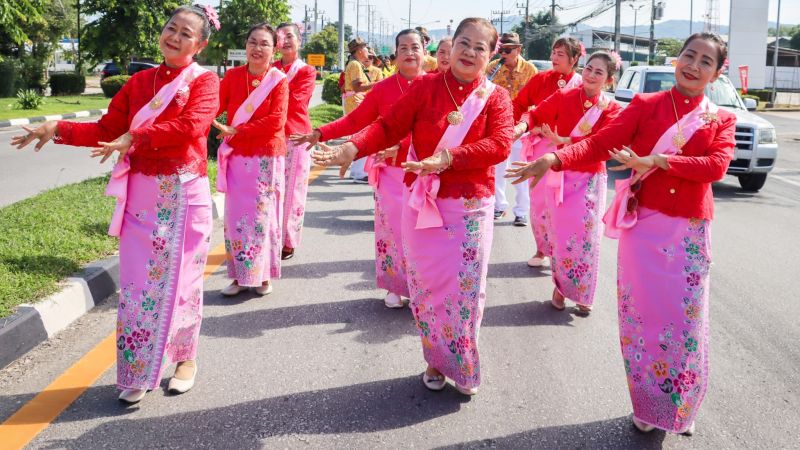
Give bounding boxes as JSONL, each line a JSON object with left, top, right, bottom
{"left": 0, "top": 95, "right": 111, "bottom": 121}
{"left": 0, "top": 177, "right": 116, "bottom": 318}
{"left": 309, "top": 103, "right": 343, "bottom": 128}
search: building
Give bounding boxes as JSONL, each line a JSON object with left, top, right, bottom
{"left": 569, "top": 29, "right": 657, "bottom": 67}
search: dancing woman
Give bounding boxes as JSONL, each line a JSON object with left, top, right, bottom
{"left": 312, "top": 18, "right": 513, "bottom": 395}
{"left": 512, "top": 51, "right": 622, "bottom": 315}
{"left": 13, "top": 4, "right": 221, "bottom": 403}
{"left": 214, "top": 23, "right": 289, "bottom": 296}
{"left": 291, "top": 29, "right": 427, "bottom": 309}
{"left": 274, "top": 22, "right": 317, "bottom": 261}
{"left": 512, "top": 37, "right": 583, "bottom": 268}
{"left": 507, "top": 33, "right": 735, "bottom": 435}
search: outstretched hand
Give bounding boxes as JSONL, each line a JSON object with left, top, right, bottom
{"left": 374, "top": 144, "right": 400, "bottom": 165}
{"left": 310, "top": 141, "right": 359, "bottom": 178}
{"left": 540, "top": 124, "right": 568, "bottom": 146}
{"left": 401, "top": 150, "right": 450, "bottom": 177}
{"left": 289, "top": 129, "right": 322, "bottom": 147}
{"left": 504, "top": 153, "right": 560, "bottom": 188}
{"left": 11, "top": 121, "right": 58, "bottom": 151}
{"left": 608, "top": 147, "right": 656, "bottom": 184}
{"left": 90, "top": 132, "right": 133, "bottom": 164}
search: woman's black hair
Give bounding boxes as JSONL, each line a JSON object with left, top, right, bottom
{"left": 167, "top": 4, "right": 215, "bottom": 41}
{"left": 436, "top": 36, "right": 453, "bottom": 52}
{"left": 452, "top": 18, "right": 498, "bottom": 50}
{"left": 679, "top": 32, "right": 728, "bottom": 70}
{"left": 552, "top": 37, "right": 582, "bottom": 68}
{"left": 395, "top": 28, "right": 425, "bottom": 49}
{"left": 245, "top": 22, "right": 278, "bottom": 47}
{"left": 586, "top": 51, "right": 616, "bottom": 79}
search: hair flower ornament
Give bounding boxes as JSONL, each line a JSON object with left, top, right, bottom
{"left": 203, "top": 5, "right": 221, "bottom": 31}
{"left": 579, "top": 42, "right": 587, "bottom": 57}
{"left": 609, "top": 51, "right": 622, "bottom": 71}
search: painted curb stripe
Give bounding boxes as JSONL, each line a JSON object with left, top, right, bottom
{"left": 0, "top": 165, "right": 330, "bottom": 448}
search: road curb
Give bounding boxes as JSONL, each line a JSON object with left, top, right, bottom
{"left": 0, "top": 109, "right": 109, "bottom": 129}
{"left": 0, "top": 255, "right": 120, "bottom": 369}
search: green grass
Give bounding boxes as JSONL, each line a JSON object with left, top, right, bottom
{"left": 0, "top": 94, "right": 111, "bottom": 121}
{"left": 208, "top": 159, "right": 218, "bottom": 194}
{"left": 0, "top": 176, "right": 116, "bottom": 318}
{"left": 309, "top": 103, "right": 343, "bottom": 129}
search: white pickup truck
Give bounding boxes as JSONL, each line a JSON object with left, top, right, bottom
{"left": 613, "top": 65, "right": 778, "bottom": 192}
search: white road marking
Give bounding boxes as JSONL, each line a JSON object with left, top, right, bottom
{"left": 772, "top": 174, "right": 800, "bottom": 188}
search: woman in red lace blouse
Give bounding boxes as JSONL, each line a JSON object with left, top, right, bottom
{"left": 213, "top": 23, "right": 288, "bottom": 298}
{"left": 311, "top": 18, "right": 513, "bottom": 396}
{"left": 12, "top": 4, "right": 220, "bottom": 404}
{"left": 508, "top": 33, "right": 736, "bottom": 436}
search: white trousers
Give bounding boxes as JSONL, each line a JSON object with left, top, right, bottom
{"left": 349, "top": 157, "right": 368, "bottom": 179}
{"left": 494, "top": 139, "right": 530, "bottom": 217}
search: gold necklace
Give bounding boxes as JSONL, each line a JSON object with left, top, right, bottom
{"left": 443, "top": 75, "right": 464, "bottom": 125}
{"left": 149, "top": 66, "right": 163, "bottom": 110}
{"left": 246, "top": 65, "right": 268, "bottom": 93}
{"left": 669, "top": 90, "right": 687, "bottom": 149}
{"left": 577, "top": 90, "right": 594, "bottom": 135}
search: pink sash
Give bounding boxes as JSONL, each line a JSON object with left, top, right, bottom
{"left": 105, "top": 63, "right": 209, "bottom": 237}
{"left": 216, "top": 67, "right": 287, "bottom": 193}
{"left": 522, "top": 72, "right": 582, "bottom": 160}
{"left": 284, "top": 59, "right": 307, "bottom": 82}
{"left": 603, "top": 96, "right": 718, "bottom": 239}
{"left": 408, "top": 78, "right": 496, "bottom": 229}
{"left": 364, "top": 154, "right": 386, "bottom": 188}
{"left": 546, "top": 95, "right": 609, "bottom": 205}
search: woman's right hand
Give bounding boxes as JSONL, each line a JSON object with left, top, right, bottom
{"left": 289, "top": 129, "right": 322, "bottom": 147}
{"left": 212, "top": 120, "right": 237, "bottom": 139}
{"left": 513, "top": 122, "right": 528, "bottom": 141}
{"left": 504, "top": 152, "right": 560, "bottom": 188}
{"left": 11, "top": 121, "right": 58, "bottom": 151}
{"left": 311, "top": 141, "right": 359, "bottom": 178}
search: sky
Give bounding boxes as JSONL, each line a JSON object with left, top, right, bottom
{"left": 275, "top": 0, "right": 799, "bottom": 36}
{"left": 197, "top": 1, "right": 799, "bottom": 38}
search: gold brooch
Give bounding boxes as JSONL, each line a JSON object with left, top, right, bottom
{"left": 251, "top": 79, "right": 261, "bottom": 88}
{"left": 447, "top": 110, "right": 464, "bottom": 125}
{"left": 149, "top": 98, "right": 163, "bottom": 110}
{"left": 583, "top": 100, "right": 593, "bottom": 109}
{"left": 700, "top": 111, "right": 718, "bottom": 123}
{"left": 578, "top": 121, "right": 592, "bottom": 135}
{"left": 245, "top": 104, "right": 254, "bottom": 113}
{"left": 672, "top": 132, "right": 687, "bottom": 149}
{"left": 475, "top": 87, "right": 488, "bottom": 99}
{"left": 557, "top": 79, "right": 566, "bottom": 88}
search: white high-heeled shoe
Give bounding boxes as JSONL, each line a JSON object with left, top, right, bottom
{"left": 383, "top": 292, "right": 404, "bottom": 308}
{"left": 168, "top": 361, "right": 198, "bottom": 394}
{"left": 118, "top": 388, "right": 147, "bottom": 404}
{"left": 221, "top": 282, "right": 246, "bottom": 296}
{"left": 527, "top": 255, "right": 550, "bottom": 268}
{"left": 253, "top": 281, "right": 273, "bottom": 296}
{"left": 632, "top": 416, "right": 655, "bottom": 433}
{"left": 422, "top": 372, "right": 446, "bottom": 391}
{"left": 682, "top": 422, "right": 696, "bottom": 436}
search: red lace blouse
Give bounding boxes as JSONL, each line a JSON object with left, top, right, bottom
{"left": 273, "top": 59, "right": 316, "bottom": 135}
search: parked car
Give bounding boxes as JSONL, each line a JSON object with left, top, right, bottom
{"left": 100, "top": 62, "right": 121, "bottom": 79}
{"left": 530, "top": 59, "right": 553, "bottom": 71}
{"left": 127, "top": 61, "right": 159, "bottom": 75}
{"left": 613, "top": 65, "right": 777, "bottom": 192}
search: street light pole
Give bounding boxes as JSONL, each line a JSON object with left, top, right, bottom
{"left": 629, "top": 2, "right": 645, "bottom": 63}
{"left": 338, "top": 0, "right": 345, "bottom": 70}
{"left": 408, "top": 1, "right": 411, "bottom": 29}
{"left": 771, "top": 0, "right": 781, "bottom": 103}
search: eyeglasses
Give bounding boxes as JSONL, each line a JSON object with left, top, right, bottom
{"left": 626, "top": 180, "right": 642, "bottom": 213}
{"left": 498, "top": 47, "right": 518, "bottom": 54}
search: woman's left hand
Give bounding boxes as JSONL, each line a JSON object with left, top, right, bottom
{"left": 401, "top": 151, "right": 450, "bottom": 176}
{"left": 374, "top": 145, "right": 400, "bottom": 165}
{"left": 608, "top": 148, "right": 656, "bottom": 183}
{"left": 91, "top": 132, "right": 133, "bottom": 164}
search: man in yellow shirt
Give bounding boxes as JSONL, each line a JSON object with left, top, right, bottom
{"left": 342, "top": 38, "right": 377, "bottom": 182}
{"left": 485, "top": 32, "right": 538, "bottom": 225}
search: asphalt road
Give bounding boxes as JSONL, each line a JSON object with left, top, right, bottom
{"left": 0, "top": 112, "right": 798, "bottom": 449}
{"left": 0, "top": 84, "right": 325, "bottom": 208}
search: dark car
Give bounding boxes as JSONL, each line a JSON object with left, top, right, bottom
{"left": 127, "top": 61, "right": 159, "bottom": 75}
{"left": 100, "top": 62, "right": 121, "bottom": 79}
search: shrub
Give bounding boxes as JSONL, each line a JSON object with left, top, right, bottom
{"left": 207, "top": 112, "right": 227, "bottom": 160}
{"left": 15, "top": 89, "right": 44, "bottom": 110}
{"left": 101, "top": 75, "right": 131, "bottom": 98}
{"left": 49, "top": 73, "right": 86, "bottom": 96}
{"left": 322, "top": 73, "right": 342, "bottom": 105}
{"left": 0, "top": 61, "right": 18, "bottom": 98}
{"left": 18, "top": 56, "right": 47, "bottom": 93}
{"left": 741, "top": 89, "right": 773, "bottom": 103}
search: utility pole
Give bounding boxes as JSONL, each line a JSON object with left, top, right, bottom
{"left": 551, "top": 0, "right": 556, "bottom": 17}
{"left": 649, "top": 0, "right": 660, "bottom": 64}
{"left": 314, "top": 0, "right": 319, "bottom": 34}
{"left": 772, "top": 0, "right": 782, "bottom": 103}
{"left": 338, "top": 0, "right": 345, "bottom": 70}
{"left": 492, "top": 0, "right": 511, "bottom": 34}
{"left": 76, "top": 0, "right": 82, "bottom": 73}
{"left": 614, "top": 0, "right": 621, "bottom": 53}
{"left": 356, "top": 0, "right": 360, "bottom": 37}
{"left": 304, "top": 5, "right": 310, "bottom": 42}
{"left": 689, "top": 0, "right": 693, "bottom": 35}
{"left": 517, "top": 0, "right": 530, "bottom": 51}
{"left": 408, "top": 0, "right": 411, "bottom": 29}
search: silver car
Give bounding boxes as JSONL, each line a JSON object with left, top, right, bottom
{"left": 613, "top": 65, "right": 777, "bottom": 192}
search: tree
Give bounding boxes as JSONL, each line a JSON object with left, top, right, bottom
{"left": 81, "top": 0, "right": 182, "bottom": 73}
{"left": 301, "top": 22, "right": 352, "bottom": 70}
{"left": 790, "top": 28, "right": 800, "bottom": 51}
{"left": 657, "top": 38, "right": 683, "bottom": 58}
{"left": 0, "top": 0, "right": 45, "bottom": 47}
{"left": 205, "top": 0, "right": 291, "bottom": 70}
{"left": 513, "top": 11, "right": 559, "bottom": 60}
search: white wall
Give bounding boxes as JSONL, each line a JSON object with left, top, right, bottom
{"left": 728, "top": 0, "right": 769, "bottom": 89}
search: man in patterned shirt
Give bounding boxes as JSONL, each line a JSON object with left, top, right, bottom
{"left": 486, "top": 32, "right": 537, "bottom": 226}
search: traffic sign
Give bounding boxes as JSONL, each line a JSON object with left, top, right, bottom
{"left": 307, "top": 54, "right": 325, "bottom": 66}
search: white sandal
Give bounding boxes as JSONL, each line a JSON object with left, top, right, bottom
{"left": 118, "top": 388, "right": 147, "bottom": 404}
{"left": 422, "top": 372, "right": 446, "bottom": 391}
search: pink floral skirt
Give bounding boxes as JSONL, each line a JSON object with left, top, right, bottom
{"left": 617, "top": 207, "right": 711, "bottom": 433}
{"left": 373, "top": 166, "right": 409, "bottom": 297}
{"left": 523, "top": 134, "right": 556, "bottom": 255}
{"left": 117, "top": 174, "right": 212, "bottom": 390}
{"left": 282, "top": 140, "right": 311, "bottom": 250}
{"left": 402, "top": 192, "right": 494, "bottom": 389}
{"left": 224, "top": 155, "right": 285, "bottom": 286}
